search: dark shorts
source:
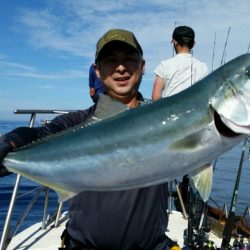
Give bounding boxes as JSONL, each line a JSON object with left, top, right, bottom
{"left": 59, "top": 229, "right": 179, "bottom": 250}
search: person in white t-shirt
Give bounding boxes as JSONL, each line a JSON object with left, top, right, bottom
{"left": 152, "top": 26, "right": 208, "bottom": 100}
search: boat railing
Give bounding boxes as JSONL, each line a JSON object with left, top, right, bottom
{"left": 243, "top": 206, "right": 250, "bottom": 219}
{"left": 222, "top": 204, "right": 228, "bottom": 218}
{"left": 0, "top": 109, "right": 76, "bottom": 250}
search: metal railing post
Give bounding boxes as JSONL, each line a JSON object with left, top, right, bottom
{"left": 42, "top": 188, "right": 49, "bottom": 230}
{"left": 0, "top": 174, "right": 21, "bottom": 250}
{"left": 0, "top": 109, "right": 74, "bottom": 249}
{"left": 54, "top": 203, "right": 64, "bottom": 228}
{"left": 0, "top": 113, "right": 37, "bottom": 249}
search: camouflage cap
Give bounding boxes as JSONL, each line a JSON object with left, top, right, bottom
{"left": 95, "top": 29, "right": 143, "bottom": 60}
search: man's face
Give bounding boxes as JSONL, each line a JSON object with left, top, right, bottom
{"left": 95, "top": 42, "right": 145, "bottom": 100}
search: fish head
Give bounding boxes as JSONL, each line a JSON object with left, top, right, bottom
{"left": 210, "top": 53, "right": 250, "bottom": 134}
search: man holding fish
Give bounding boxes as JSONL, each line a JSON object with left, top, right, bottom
{"left": 0, "top": 29, "right": 179, "bottom": 249}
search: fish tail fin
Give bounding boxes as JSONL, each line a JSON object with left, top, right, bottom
{"left": 190, "top": 163, "right": 213, "bottom": 202}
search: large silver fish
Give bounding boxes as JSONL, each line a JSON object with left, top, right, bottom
{"left": 3, "top": 54, "right": 250, "bottom": 202}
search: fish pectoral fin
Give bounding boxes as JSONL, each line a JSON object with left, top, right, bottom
{"left": 89, "top": 94, "right": 128, "bottom": 122}
{"left": 190, "top": 163, "right": 213, "bottom": 202}
{"left": 170, "top": 130, "right": 206, "bottom": 150}
{"left": 55, "top": 189, "right": 78, "bottom": 203}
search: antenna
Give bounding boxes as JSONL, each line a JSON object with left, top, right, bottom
{"left": 247, "top": 42, "right": 250, "bottom": 53}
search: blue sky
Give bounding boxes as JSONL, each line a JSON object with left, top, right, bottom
{"left": 0, "top": 0, "right": 250, "bottom": 121}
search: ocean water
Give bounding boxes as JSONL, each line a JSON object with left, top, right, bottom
{"left": 0, "top": 120, "right": 249, "bottom": 237}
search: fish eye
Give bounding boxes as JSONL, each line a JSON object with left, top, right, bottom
{"left": 246, "top": 66, "right": 250, "bottom": 77}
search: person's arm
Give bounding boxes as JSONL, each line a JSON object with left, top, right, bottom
{"left": 0, "top": 126, "right": 43, "bottom": 177}
{"left": 89, "top": 65, "right": 95, "bottom": 88}
{"left": 152, "top": 75, "right": 164, "bottom": 101}
{"left": 0, "top": 107, "right": 95, "bottom": 177}
{"left": 89, "top": 65, "right": 97, "bottom": 101}
{"left": 0, "top": 140, "right": 14, "bottom": 176}
{"left": 0, "top": 124, "right": 56, "bottom": 177}
{"left": 90, "top": 87, "right": 96, "bottom": 99}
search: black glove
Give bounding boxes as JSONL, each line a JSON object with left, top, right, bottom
{"left": 0, "top": 140, "right": 13, "bottom": 177}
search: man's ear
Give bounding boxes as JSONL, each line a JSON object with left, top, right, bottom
{"left": 94, "top": 63, "right": 101, "bottom": 78}
{"left": 172, "top": 39, "right": 178, "bottom": 46}
{"left": 141, "top": 59, "right": 145, "bottom": 75}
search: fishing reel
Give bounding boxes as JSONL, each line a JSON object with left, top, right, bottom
{"left": 183, "top": 227, "right": 218, "bottom": 250}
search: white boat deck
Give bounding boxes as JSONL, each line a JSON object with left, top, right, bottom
{"left": 166, "top": 211, "right": 226, "bottom": 248}
{"left": 7, "top": 212, "right": 68, "bottom": 250}
{"left": 7, "top": 210, "right": 228, "bottom": 250}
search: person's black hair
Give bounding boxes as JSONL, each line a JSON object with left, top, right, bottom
{"left": 173, "top": 26, "right": 195, "bottom": 49}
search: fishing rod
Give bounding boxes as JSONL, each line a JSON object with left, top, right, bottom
{"left": 221, "top": 138, "right": 248, "bottom": 249}
{"left": 209, "top": 195, "right": 222, "bottom": 209}
{"left": 190, "top": 49, "right": 194, "bottom": 86}
{"left": 220, "top": 27, "right": 231, "bottom": 66}
{"left": 172, "top": 21, "right": 177, "bottom": 57}
{"left": 211, "top": 31, "right": 217, "bottom": 72}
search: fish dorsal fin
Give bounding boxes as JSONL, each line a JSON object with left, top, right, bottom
{"left": 90, "top": 94, "right": 129, "bottom": 123}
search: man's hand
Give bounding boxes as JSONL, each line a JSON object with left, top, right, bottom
{"left": 0, "top": 140, "right": 13, "bottom": 177}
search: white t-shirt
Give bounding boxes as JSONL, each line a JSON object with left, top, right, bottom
{"left": 154, "top": 53, "right": 208, "bottom": 97}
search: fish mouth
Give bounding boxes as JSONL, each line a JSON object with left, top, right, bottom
{"left": 214, "top": 110, "right": 241, "bottom": 137}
